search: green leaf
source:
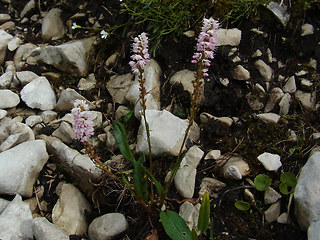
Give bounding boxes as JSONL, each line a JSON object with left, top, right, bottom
{"left": 254, "top": 174, "right": 272, "bottom": 191}
{"left": 122, "top": 111, "right": 134, "bottom": 123}
{"left": 198, "top": 192, "right": 210, "bottom": 233}
{"left": 279, "top": 183, "right": 293, "bottom": 195}
{"left": 113, "top": 120, "right": 136, "bottom": 163}
{"left": 133, "top": 154, "right": 149, "bottom": 202}
{"left": 160, "top": 211, "right": 192, "bottom": 240}
{"left": 234, "top": 200, "right": 250, "bottom": 211}
{"left": 191, "top": 229, "right": 198, "bottom": 240}
{"left": 145, "top": 169, "right": 164, "bottom": 197}
{"left": 209, "top": 217, "right": 214, "bottom": 240}
{"left": 280, "top": 172, "right": 297, "bottom": 188}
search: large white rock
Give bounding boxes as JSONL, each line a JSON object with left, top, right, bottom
{"left": 55, "top": 88, "right": 94, "bottom": 112}
{"left": 41, "top": 8, "right": 66, "bottom": 41}
{"left": 136, "top": 109, "right": 200, "bottom": 156}
{"left": 0, "top": 194, "right": 33, "bottom": 240}
{"left": 32, "top": 217, "right": 69, "bottom": 240}
{"left": 169, "top": 69, "right": 197, "bottom": 94}
{"left": 106, "top": 73, "right": 133, "bottom": 104}
{"left": 217, "top": 28, "right": 241, "bottom": 46}
{"left": 308, "top": 220, "right": 320, "bottom": 240}
{"left": 0, "top": 29, "right": 13, "bottom": 65}
{"left": 254, "top": 59, "right": 273, "bottom": 81}
{"left": 0, "top": 89, "right": 20, "bottom": 108}
{"left": 179, "top": 201, "right": 200, "bottom": 231}
{"left": 20, "top": 76, "right": 56, "bottom": 110}
{"left": 16, "top": 71, "right": 39, "bottom": 86}
{"left": 52, "top": 183, "right": 91, "bottom": 235}
{"left": 0, "top": 198, "right": 9, "bottom": 214}
{"left": 36, "top": 37, "right": 95, "bottom": 76}
{"left": 88, "top": 213, "right": 128, "bottom": 240}
{"left": 126, "top": 59, "right": 161, "bottom": 118}
{"left": 0, "top": 140, "right": 48, "bottom": 197}
{"left": 294, "top": 151, "right": 320, "bottom": 231}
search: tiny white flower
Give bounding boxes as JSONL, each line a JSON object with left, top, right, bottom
{"left": 100, "top": 30, "right": 109, "bottom": 39}
{"left": 72, "top": 22, "right": 80, "bottom": 30}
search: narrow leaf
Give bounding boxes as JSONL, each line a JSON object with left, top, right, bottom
{"left": 113, "top": 120, "right": 136, "bottom": 163}
{"left": 209, "top": 217, "right": 214, "bottom": 240}
{"left": 145, "top": 169, "right": 164, "bottom": 197}
{"left": 133, "top": 155, "right": 149, "bottom": 202}
{"left": 198, "top": 192, "right": 210, "bottom": 233}
{"left": 160, "top": 211, "right": 192, "bottom": 240}
{"left": 123, "top": 111, "right": 134, "bottom": 123}
{"left": 191, "top": 229, "right": 198, "bottom": 240}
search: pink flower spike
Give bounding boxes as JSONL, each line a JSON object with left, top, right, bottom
{"left": 130, "top": 32, "right": 150, "bottom": 74}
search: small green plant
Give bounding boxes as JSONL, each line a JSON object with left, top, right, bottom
{"left": 254, "top": 174, "right": 272, "bottom": 191}
{"left": 234, "top": 200, "right": 251, "bottom": 211}
{"left": 160, "top": 192, "right": 212, "bottom": 240}
{"left": 121, "top": 0, "right": 204, "bottom": 55}
{"left": 279, "top": 172, "right": 297, "bottom": 195}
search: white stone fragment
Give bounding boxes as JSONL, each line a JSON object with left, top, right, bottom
{"left": 232, "top": 65, "right": 250, "bottom": 80}
{"left": 25, "top": 115, "right": 42, "bottom": 127}
{"left": 282, "top": 76, "right": 296, "bottom": 93}
{"left": 254, "top": 59, "right": 273, "bottom": 81}
{"left": 32, "top": 217, "right": 69, "bottom": 240}
{"left": 0, "top": 89, "right": 20, "bottom": 108}
{"left": 264, "top": 201, "right": 281, "bottom": 223}
{"left": 257, "top": 152, "right": 282, "bottom": 171}
{"left": 257, "top": 113, "right": 281, "bottom": 124}
{"left": 301, "top": 23, "right": 314, "bottom": 36}
{"left": 216, "top": 28, "right": 242, "bottom": 46}
{"left": 205, "top": 149, "right": 221, "bottom": 160}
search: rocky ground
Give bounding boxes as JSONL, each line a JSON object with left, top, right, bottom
{"left": 0, "top": 0, "right": 319, "bottom": 239}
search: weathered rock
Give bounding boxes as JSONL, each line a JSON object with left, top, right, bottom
{"left": 0, "top": 198, "right": 9, "bottom": 214}
{"left": 264, "top": 87, "right": 284, "bottom": 112}
{"left": 0, "top": 29, "right": 13, "bottom": 65}
{"left": 0, "top": 131, "right": 29, "bottom": 152}
{"left": 106, "top": 73, "right": 133, "bottom": 104}
{"left": 266, "top": 1, "right": 290, "bottom": 26}
{"left": 136, "top": 109, "right": 200, "bottom": 157}
{"left": 0, "top": 109, "right": 7, "bottom": 120}
{"left": 16, "top": 71, "right": 39, "bottom": 86}
{"left": 283, "top": 76, "right": 296, "bottom": 93}
{"left": 279, "top": 93, "right": 291, "bottom": 115}
{"left": 78, "top": 73, "right": 97, "bottom": 91}
{"left": 36, "top": 37, "right": 96, "bottom": 76}
{"left": 199, "top": 177, "right": 226, "bottom": 197}
{"left": 0, "top": 140, "right": 48, "bottom": 197}
{"left": 52, "top": 121, "right": 75, "bottom": 144}
{"left": 126, "top": 59, "right": 161, "bottom": 118}
{"left": 294, "top": 90, "right": 316, "bottom": 111}
{"left": 38, "top": 135, "right": 103, "bottom": 195}
{"left": 217, "top": 28, "right": 241, "bottom": 46}
{"left": 257, "top": 113, "right": 281, "bottom": 124}
{"left": 264, "top": 201, "right": 281, "bottom": 223}
{"left": 55, "top": 88, "right": 94, "bottom": 112}
{"left": 8, "top": 36, "right": 22, "bottom": 51}
{"left": 204, "top": 149, "right": 221, "bottom": 160}
{"left": 232, "top": 65, "right": 250, "bottom": 80}
{"left": 264, "top": 187, "right": 282, "bottom": 205}
{"left": 32, "top": 217, "right": 69, "bottom": 240}
{"left": 25, "top": 115, "right": 42, "bottom": 127}
{"left": 52, "top": 183, "right": 91, "bottom": 235}
{"left": 0, "top": 194, "right": 33, "bottom": 240}
{"left": 308, "top": 220, "right": 320, "bottom": 240}
{"left": 246, "top": 92, "right": 265, "bottom": 111}
{"left": 41, "top": 8, "right": 66, "bottom": 41}
{"left": 179, "top": 202, "right": 200, "bottom": 231}
{"left": 40, "top": 110, "right": 58, "bottom": 124}
{"left": 294, "top": 151, "right": 320, "bottom": 231}
{"left": 0, "top": 71, "right": 13, "bottom": 88}
{"left": 174, "top": 146, "right": 204, "bottom": 198}
{"left": 169, "top": 69, "right": 198, "bottom": 94}
{"left": 20, "top": 0, "right": 35, "bottom": 18}
{"left": 88, "top": 213, "right": 128, "bottom": 240}
{"left": 301, "top": 23, "right": 314, "bottom": 36}
{"left": 254, "top": 59, "right": 273, "bottom": 81}
{"left": 0, "top": 89, "right": 20, "bottom": 108}
{"left": 219, "top": 156, "right": 250, "bottom": 180}
{"left": 0, "top": 13, "right": 11, "bottom": 23}
{"left": 20, "top": 77, "right": 56, "bottom": 110}
{"left": 257, "top": 152, "right": 282, "bottom": 171}
{"left": 277, "top": 212, "right": 291, "bottom": 224}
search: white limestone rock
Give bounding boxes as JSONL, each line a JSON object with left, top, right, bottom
{"left": 20, "top": 77, "right": 56, "bottom": 110}
{"left": 0, "top": 194, "right": 33, "bottom": 240}
{"left": 279, "top": 93, "right": 291, "bottom": 115}
{"left": 36, "top": 37, "right": 96, "bottom": 76}
{"left": 41, "top": 8, "right": 66, "bottom": 41}
{"left": 283, "top": 76, "right": 296, "bottom": 93}
{"left": 0, "top": 140, "right": 48, "bottom": 197}
{"left": 169, "top": 69, "right": 198, "bottom": 94}
{"left": 126, "top": 59, "right": 161, "bottom": 118}
{"left": 32, "top": 217, "right": 69, "bottom": 240}
{"left": 88, "top": 213, "right": 128, "bottom": 240}
{"left": 55, "top": 88, "right": 94, "bottom": 112}
{"left": 106, "top": 73, "right": 133, "bottom": 104}
{"left": 0, "top": 29, "right": 13, "bottom": 65}
{"left": 219, "top": 156, "right": 250, "bottom": 180}
{"left": 40, "top": 110, "right": 58, "bottom": 124}
{"left": 266, "top": 1, "right": 290, "bottom": 26}
{"left": 174, "top": 146, "right": 204, "bottom": 198}
{"left": 294, "top": 151, "right": 320, "bottom": 231}
{"left": 0, "top": 198, "right": 9, "bottom": 214}
{"left": 52, "top": 183, "right": 91, "bottom": 235}
{"left": 264, "top": 201, "right": 281, "bottom": 223}
{"left": 301, "top": 23, "right": 314, "bottom": 36}
{"left": 0, "top": 89, "right": 20, "bottom": 108}
{"left": 257, "top": 113, "right": 281, "bottom": 124}
{"left": 20, "top": 0, "right": 35, "bottom": 18}
{"left": 264, "top": 187, "right": 282, "bottom": 205}
{"left": 179, "top": 202, "right": 200, "bottom": 231}
{"left": 52, "top": 121, "right": 75, "bottom": 144}
{"left": 204, "top": 149, "right": 221, "bottom": 160}
{"left": 16, "top": 71, "right": 39, "bottom": 86}
{"left": 0, "top": 71, "right": 13, "bottom": 88}
{"left": 78, "top": 73, "right": 97, "bottom": 91}
{"left": 136, "top": 109, "right": 200, "bottom": 157}
{"left": 0, "top": 131, "right": 29, "bottom": 152}
{"left": 254, "top": 59, "right": 273, "bottom": 81}
{"left": 8, "top": 36, "right": 22, "bottom": 51}
{"left": 264, "top": 87, "right": 284, "bottom": 112}
{"left": 294, "top": 90, "right": 316, "bottom": 111}
{"left": 257, "top": 152, "right": 282, "bottom": 172}
{"left": 308, "top": 220, "right": 320, "bottom": 240}
{"left": 232, "top": 65, "right": 251, "bottom": 80}
{"left": 25, "top": 115, "right": 42, "bottom": 127}
{"left": 199, "top": 177, "right": 226, "bottom": 197}
{"left": 0, "top": 109, "right": 7, "bottom": 120}
{"left": 217, "top": 28, "right": 242, "bottom": 46}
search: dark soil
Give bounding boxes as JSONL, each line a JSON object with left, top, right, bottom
{"left": 1, "top": 0, "right": 320, "bottom": 239}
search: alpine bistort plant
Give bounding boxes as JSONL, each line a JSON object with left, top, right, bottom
{"left": 71, "top": 99, "right": 95, "bottom": 143}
